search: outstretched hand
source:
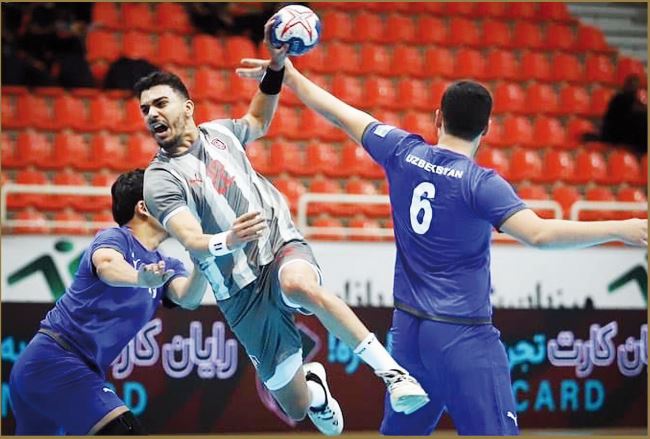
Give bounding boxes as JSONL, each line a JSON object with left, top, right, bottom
{"left": 264, "top": 16, "right": 289, "bottom": 71}
{"left": 617, "top": 218, "right": 648, "bottom": 247}
{"left": 137, "top": 261, "right": 175, "bottom": 288}
{"left": 226, "top": 211, "right": 268, "bottom": 250}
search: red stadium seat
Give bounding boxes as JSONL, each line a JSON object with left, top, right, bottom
{"left": 1, "top": 132, "right": 20, "bottom": 169}
{"left": 320, "top": 11, "right": 354, "bottom": 42}
{"left": 616, "top": 57, "right": 646, "bottom": 85}
{"left": 89, "top": 95, "right": 124, "bottom": 131}
{"left": 13, "top": 208, "right": 50, "bottom": 235}
{"left": 89, "top": 133, "right": 127, "bottom": 171}
{"left": 517, "top": 184, "right": 555, "bottom": 219}
{"left": 575, "top": 25, "right": 610, "bottom": 53}
{"left": 589, "top": 86, "right": 615, "bottom": 116}
{"left": 91, "top": 2, "right": 121, "bottom": 30}
{"left": 127, "top": 133, "right": 158, "bottom": 168}
{"left": 544, "top": 23, "right": 576, "bottom": 51}
{"left": 53, "top": 208, "right": 88, "bottom": 235}
{"left": 52, "top": 131, "right": 92, "bottom": 170}
{"left": 345, "top": 178, "right": 378, "bottom": 217}
{"left": 193, "top": 101, "right": 227, "bottom": 126}
{"left": 245, "top": 141, "right": 271, "bottom": 175}
{"left": 354, "top": 12, "right": 384, "bottom": 43}
{"left": 558, "top": 86, "right": 591, "bottom": 116}
{"left": 42, "top": 168, "right": 88, "bottom": 211}
{"left": 482, "top": 118, "right": 504, "bottom": 149}
{"left": 224, "top": 36, "right": 257, "bottom": 68}
{"left": 542, "top": 150, "right": 575, "bottom": 183}
{"left": 89, "top": 210, "right": 116, "bottom": 233}
{"left": 633, "top": 154, "right": 647, "bottom": 186}
{"left": 415, "top": 16, "right": 448, "bottom": 45}
{"left": 349, "top": 217, "right": 382, "bottom": 242}
{"left": 455, "top": 49, "right": 486, "bottom": 80}
{"left": 492, "top": 83, "right": 526, "bottom": 114}
{"left": 323, "top": 41, "right": 360, "bottom": 75}
{"left": 532, "top": 117, "right": 566, "bottom": 149}
{"left": 359, "top": 44, "right": 391, "bottom": 76}
{"left": 552, "top": 185, "right": 581, "bottom": 219}
{"left": 391, "top": 45, "right": 425, "bottom": 78}
{"left": 519, "top": 52, "right": 551, "bottom": 82}
{"left": 582, "top": 187, "right": 616, "bottom": 221}
{"left": 272, "top": 175, "right": 306, "bottom": 214}
{"left": 308, "top": 177, "right": 343, "bottom": 216}
{"left": 310, "top": 216, "right": 344, "bottom": 241}
{"left": 616, "top": 187, "right": 647, "bottom": 219}
{"left": 500, "top": 116, "right": 534, "bottom": 149}
{"left": 481, "top": 20, "right": 511, "bottom": 48}
{"left": 447, "top": 18, "right": 481, "bottom": 47}
{"left": 157, "top": 33, "right": 191, "bottom": 66}
{"left": 87, "top": 30, "right": 121, "bottom": 62}
{"left": 402, "top": 112, "right": 435, "bottom": 143}
{"left": 424, "top": 47, "right": 455, "bottom": 79}
{"left": 524, "top": 83, "right": 559, "bottom": 115}
{"left": 7, "top": 167, "right": 49, "bottom": 210}
{"left": 429, "top": 80, "right": 450, "bottom": 108}
{"left": 539, "top": 3, "right": 573, "bottom": 23}
{"left": 192, "top": 68, "right": 228, "bottom": 102}
{"left": 505, "top": 2, "right": 537, "bottom": 20}
{"left": 551, "top": 53, "right": 584, "bottom": 84}
{"left": 484, "top": 50, "right": 519, "bottom": 81}
{"left": 269, "top": 142, "right": 304, "bottom": 176}
{"left": 54, "top": 94, "right": 89, "bottom": 131}
{"left": 230, "top": 72, "right": 259, "bottom": 104}
{"left": 585, "top": 55, "right": 616, "bottom": 85}
{"left": 156, "top": 3, "right": 192, "bottom": 33}
{"left": 270, "top": 107, "right": 301, "bottom": 140}
{"left": 384, "top": 14, "right": 416, "bottom": 44}
{"left": 83, "top": 169, "right": 117, "bottom": 212}
{"left": 191, "top": 35, "right": 225, "bottom": 68}
{"left": 509, "top": 149, "right": 543, "bottom": 183}
{"left": 570, "top": 150, "right": 608, "bottom": 184}
{"left": 608, "top": 149, "right": 641, "bottom": 185}
{"left": 16, "top": 94, "right": 55, "bottom": 130}
{"left": 15, "top": 130, "right": 50, "bottom": 168}
{"left": 365, "top": 77, "right": 397, "bottom": 110}
{"left": 566, "top": 118, "right": 595, "bottom": 147}
{"left": 396, "top": 79, "right": 431, "bottom": 111}
{"left": 411, "top": 2, "right": 445, "bottom": 14}
{"left": 511, "top": 22, "right": 544, "bottom": 50}
{"left": 122, "top": 31, "right": 156, "bottom": 60}
{"left": 475, "top": 147, "right": 510, "bottom": 179}
{"left": 475, "top": 2, "right": 507, "bottom": 18}
{"left": 446, "top": 2, "right": 476, "bottom": 17}
{"left": 122, "top": 3, "right": 154, "bottom": 31}
{"left": 305, "top": 142, "right": 339, "bottom": 177}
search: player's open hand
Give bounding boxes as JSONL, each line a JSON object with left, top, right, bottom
{"left": 617, "top": 218, "right": 648, "bottom": 247}
{"left": 264, "top": 16, "right": 289, "bottom": 71}
{"left": 137, "top": 261, "right": 175, "bottom": 288}
{"left": 236, "top": 57, "right": 295, "bottom": 83}
{"left": 226, "top": 211, "right": 268, "bottom": 250}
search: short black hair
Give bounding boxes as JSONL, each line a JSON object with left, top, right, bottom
{"left": 440, "top": 81, "right": 492, "bottom": 141}
{"left": 133, "top": 70, "right": 190, "bottom": 100}
{"left": 111, "top": 169, "right": 145, "bottom": 226}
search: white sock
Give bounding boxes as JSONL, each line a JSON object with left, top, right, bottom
{"left": 307, "top": 378, "right": 327, "bottom": 409}
{"left": 353, "top": 333, "right": 402, "bottom": 372}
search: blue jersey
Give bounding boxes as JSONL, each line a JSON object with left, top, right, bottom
{"left": 362, "top": 123, "right": 526, "bottom": 319}
{"left": 40, "top": 226, "right": 188, "bottom": 372}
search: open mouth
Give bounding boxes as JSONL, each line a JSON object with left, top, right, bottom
{"left": 151, "top": 122, "right": 170, "bottom": 137}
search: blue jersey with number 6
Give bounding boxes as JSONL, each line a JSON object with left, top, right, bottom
{"left": 362, "top": 122, "right": 527, "bottom": 319}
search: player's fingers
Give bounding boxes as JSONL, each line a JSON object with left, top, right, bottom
{"left": 236, "top": 216, "right": 266, "bottom": 233}
{"left": 240, "top": 58, "right": 268, "bottom": 67}
{"left": 240, "top": 222, "right": 268, "bottom": 237}
{"left": 233, "top": 211, "right": 261, "bottom": 225}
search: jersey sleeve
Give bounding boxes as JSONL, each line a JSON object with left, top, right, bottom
{"left": 212, "top": 118, "right": 253, "bottom": 146}
{"left": 471, "top": 170, "right": 528, "bottom": 230}
{"left": 163, "top": 256, "right": 190, "bottom": 284}
{"left": 361, "top": 122, "right": 425, "bottom": 167}
{"left": 90, "top": 227, "right": 130, "bottom": 258}
{"left": 144, "top": 167, "right": 188, "bottom": 227}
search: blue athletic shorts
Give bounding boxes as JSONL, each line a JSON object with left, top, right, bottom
{"left": 380, "top": 309, "right": 519, "bottom": 436}
{"left": 9, "top": 333, "right": 126, "bottom": 435}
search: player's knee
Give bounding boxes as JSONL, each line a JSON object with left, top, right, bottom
{"left": 95, "top": 411, "right": 145, "bottom": 435}
{"left": 281, "top": 272, "right": 320, "bottom": 305}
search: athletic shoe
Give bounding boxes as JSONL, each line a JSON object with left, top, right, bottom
{"left": 376, "top": 369, "right": 430, "bottom": 415}
{"left": 304, "top": 362, "right": 343, "bottom": 436}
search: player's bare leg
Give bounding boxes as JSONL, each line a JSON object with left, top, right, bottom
{"left": 280, "top": 261, "right": 430, "bottom": 415}
{"left": 271, "top": 361, "right": 343, "bottom": 435}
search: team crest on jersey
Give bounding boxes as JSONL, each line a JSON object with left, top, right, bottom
{"left": 211, "top": 137, "right": 227, "bottom": 150}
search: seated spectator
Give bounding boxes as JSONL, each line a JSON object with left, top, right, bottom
{"left": 601, "top": 74, "right": 647, "bottom": 155}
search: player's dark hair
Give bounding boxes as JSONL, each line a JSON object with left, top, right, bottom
{"left": 440, "top": 81, "right": 492, "bottom": 141}
{"left": 111, "top": 169, "right": 145, "bottom": 226}
{"left": 133, "top": 70, "right": 190, "bottom": 100}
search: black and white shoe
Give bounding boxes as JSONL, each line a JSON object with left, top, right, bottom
{"left": 376, "top": 368, "right": 430, "bottom": 415}
{"left": 304, "top": 362, "right": 343, "bottom": 436}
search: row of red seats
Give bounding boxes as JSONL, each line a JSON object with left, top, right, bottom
{"left": 5, "top": 207, "right": 114, "bottom": 235}
{"left": 2, "top": 131, "right": 157, "bottom": 171}
{"left": 315, "top": 2, "right": 575, "bottom": 23}
{"left": 477, "top": 147, "right": 647, "bottom": 186}
{"left": 92, "top": 2, "right": 191, "bottom": 33}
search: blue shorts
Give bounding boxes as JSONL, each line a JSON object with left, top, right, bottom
{"left": 380, "top": 309, "right": 519, "bottom": 436}
{"left": 9, "top": 333, "right": 126, "bottom": 435}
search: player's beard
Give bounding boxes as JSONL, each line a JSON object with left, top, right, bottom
{"left": 156, "top": 117, "right": 185, "bottom": 153}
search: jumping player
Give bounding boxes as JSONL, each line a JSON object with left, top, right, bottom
{"left": 235, "top": 58, "right": 648, "bottom": 435}
{"left": 135, "top": 22, "right": 428, "bottom": 437}
{"left": 8, "top": 169, "right": 213, "bottom": 435}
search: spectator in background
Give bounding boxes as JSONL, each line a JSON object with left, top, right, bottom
{"left": 601, "top": 74, "right": 648, "bottom": 155}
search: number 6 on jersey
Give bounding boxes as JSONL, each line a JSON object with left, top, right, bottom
{"left": 410, "top": 182, "right": 436, "bottom": 234}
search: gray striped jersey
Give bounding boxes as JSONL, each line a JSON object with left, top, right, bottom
{"left": 144, "top": 119, "right": 303, "bottom": 300}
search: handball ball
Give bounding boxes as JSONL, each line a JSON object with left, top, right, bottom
{"left": 270, "top": 5, "right": 321, "bottom": 56}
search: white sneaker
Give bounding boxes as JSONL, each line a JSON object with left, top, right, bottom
{"left": 376, "top": 369, "right": 430, "bottom": 415}
{"left": 303, "top": 362, "right": 344, "bottom": 436}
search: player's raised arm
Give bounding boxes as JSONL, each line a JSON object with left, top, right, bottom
{"left": 237, "top": 19, "right": 290, "bottom": 143}
{"left": 165, "top": 265, "right": 208, "bottom": 310}
{"left": 501, "top": 209, "right": 648, "bottom": 249}
{"left": 92, "top": 249, "right": 174, "bottom": 288}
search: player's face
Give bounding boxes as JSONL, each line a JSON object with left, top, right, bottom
{"left": 139, "top": 85, "right": 189, "bottom": 150}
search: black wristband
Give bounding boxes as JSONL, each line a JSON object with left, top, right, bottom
{"left": 259, "top": 66, "right": 285, "bottom": 95}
